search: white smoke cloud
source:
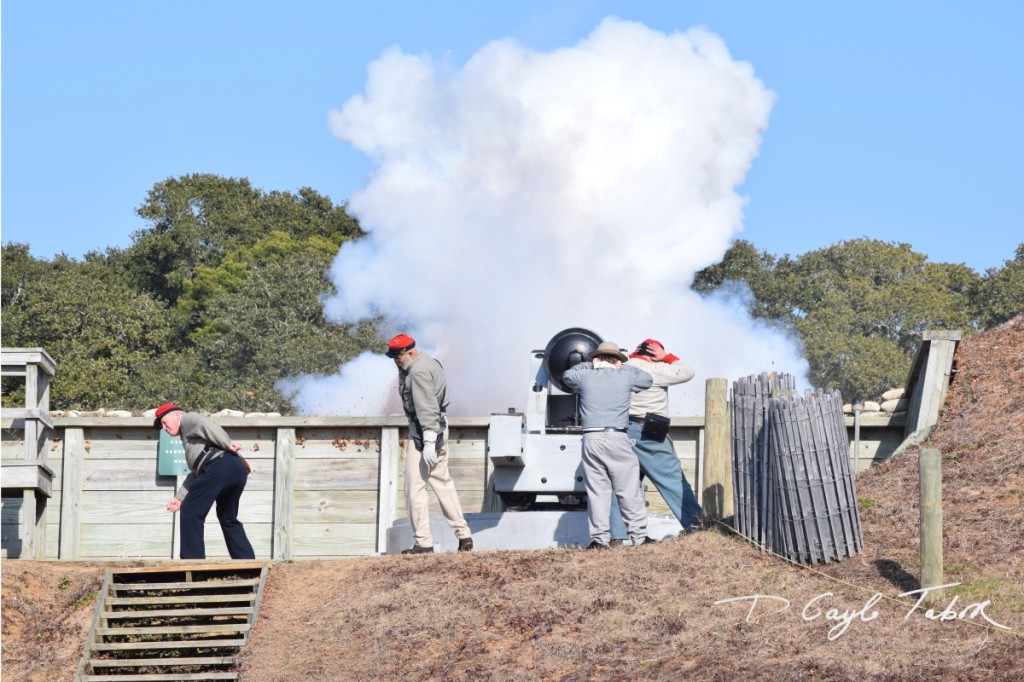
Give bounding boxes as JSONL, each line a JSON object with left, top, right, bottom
{"left": 283, "top": 17, "right": 809, "bottom": 416}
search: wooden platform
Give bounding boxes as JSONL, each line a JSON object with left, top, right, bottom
{"left": 75, "top": 562, "right": 269, "bottom": 681}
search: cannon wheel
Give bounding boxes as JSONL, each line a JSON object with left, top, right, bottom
{"left": 499, "top": 493, "right": 537, "bottom": 511}
{"left": 557, "top": 494, "right": 588, "bottom": 510}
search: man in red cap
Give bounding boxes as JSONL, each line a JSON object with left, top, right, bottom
{"left": 155, "top": 403, "right": 256, "bottom": 560}
{"left": 609, "top": 339, "right": 705, "bottom": 538}
{"left": 386, "top": 334, "right": 473, "bottom": 554}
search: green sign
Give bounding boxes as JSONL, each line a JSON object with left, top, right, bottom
{"left": 157, "top": 430, "right": 189, "bottom": 476}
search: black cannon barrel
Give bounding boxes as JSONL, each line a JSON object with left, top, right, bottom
{"left": 543, "top": 327, "right": 603, "bottom": 393}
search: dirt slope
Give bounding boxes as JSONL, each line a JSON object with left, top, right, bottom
{"left": 3, "top": 317, "right": 1022, "bottom": 681}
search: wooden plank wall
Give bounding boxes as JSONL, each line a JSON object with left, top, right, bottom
{"left": 2, "top": 418, "right": 506, "bottom": 560}
{"left": 1, "top": 415, "right": 897, "bottom": 560}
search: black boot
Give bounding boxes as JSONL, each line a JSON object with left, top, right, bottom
{"left": 401, "top": 545, "right": 434, "bottom": 555}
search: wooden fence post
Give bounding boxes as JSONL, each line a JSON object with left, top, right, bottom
{"left": 703, "top": 378, "right": 731, "bottom": 520}
{"left": 273, "top": 428, "right": 296, "bottom": 560}
{"left": 919, "top": 447, "right": 943, "bottom": 604}
{"left": 377, "top": 427, "right": 401, "bottom": 553}
{"left": 58, "top": 427, "right": 85, "bottom": 559}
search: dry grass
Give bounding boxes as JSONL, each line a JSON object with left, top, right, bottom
{"left": 3, "top": 317, "right": 1023, "bottom": 680}
{"left": 239, "top": 528, "right": 1022, "bottom": 682}
{"left": 1, "top": 562, "right": 107, "bottom": 681}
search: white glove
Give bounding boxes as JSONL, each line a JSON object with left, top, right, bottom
{"left": 421, "top": 430, "right": 439, "bottom": 469}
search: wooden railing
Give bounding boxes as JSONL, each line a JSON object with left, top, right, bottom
{"left": 1, "top": 348, "right": 57, "bottom": 558}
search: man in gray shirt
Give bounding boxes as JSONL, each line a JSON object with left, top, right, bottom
{"left": 562, "top": 341, "right": 654, "bottom": 549}
{"left": 387, "top": 334, "right": 473, "bottom": 554}
{"left": 157, "top": 403, "right": 255, "bottom": 560}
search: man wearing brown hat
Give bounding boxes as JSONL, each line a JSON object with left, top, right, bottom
{"left": 562, "top": 341, "right": 654, "bottom": 549}
{"left": 609, "top": 339, "right": 705, "bottom": 540}
{"left": 155, "top": 403, "right": 255, "bottom": 560}
{"left": 386, "top": 334, "right": 473, "bottom": 554}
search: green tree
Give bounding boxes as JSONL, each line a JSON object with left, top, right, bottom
{"left": 165, "top": 251, "right": 380, "bottom": 413}
{"left": 174, "top": 229, "right": 344, "bottom": 337}
{"left": 693, "top": 238, "right": 983, "bottom": 401}
{"left": 3, "top": 175, "right": 378, "bottom": 414}
{"left": 123, "top": 174, "right": 362, "bottom": 304}
{"left": 1, "top": 246, "right": 174, "bottom": 410}
{"left": 976, "top": 244, "right": 1024, "bottom": 328}
{"left": 2, "top": 243, "right": 50, "bottom": 310}
{"left": 692, "top": 240, "right": 799, "bottom": 321}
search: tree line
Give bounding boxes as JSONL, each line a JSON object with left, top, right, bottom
{"left": 692, "top": 238, "right": 1023, "bottom": 400}
{"left": 2, "top": 174, "right": 377, "bottom": 413}
{"left": 2, "top": 173, "right": 1022, "bottom": 412}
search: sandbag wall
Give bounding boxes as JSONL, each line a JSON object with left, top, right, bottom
{"left": 732, "top": 374, "right": 863, "bottom": 565}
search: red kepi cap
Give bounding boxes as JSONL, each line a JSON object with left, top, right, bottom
{"left": 153, "top": 403, "right": 183, "bottom": 428}
{"left": 385, "top": 334, "right": 416, "bottom": 358}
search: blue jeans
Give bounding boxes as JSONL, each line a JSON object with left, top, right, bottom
{"left": 179, "top": 454, "right": 255, "bottom": 560}
{"left": 609, "top": 420, "right": 704, "bottom": 539}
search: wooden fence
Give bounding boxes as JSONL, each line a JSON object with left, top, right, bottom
{"left": 1, "top": 416, "right": 707, "bottom": 560}
{"left": 731, "top": 372, "right": 797, "bottom": 548}
{"left": 1, "top": 331, "right": 958, "bottom": 561}
{"left": 732, "top": 374, "right": 863, "bottom": 564}
{"left": 768, "top": 389, "right": 863, "bottom": 564}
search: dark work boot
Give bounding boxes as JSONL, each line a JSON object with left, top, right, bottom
{"left": 401, "top": 545, "right": 434, "bottom": 555}
{"left": 458, "top": 537, "right": 474, "bottom": 552}
{"left": 630, "top": 536, "right": 658, "bottom": 547}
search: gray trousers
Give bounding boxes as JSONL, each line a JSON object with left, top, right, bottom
{"left": 581, "top": 431, "right": 648, "bottom": 544}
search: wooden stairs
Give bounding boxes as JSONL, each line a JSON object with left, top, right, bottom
{"left": 75, "top": 562, "right": 269, "bottom": 681}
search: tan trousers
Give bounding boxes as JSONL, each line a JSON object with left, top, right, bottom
{"left": 404, "top": 424, "right": 472, "bottom": 547}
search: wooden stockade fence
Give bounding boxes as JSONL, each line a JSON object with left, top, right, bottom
{"left": 731, "top": 372, "right": 796, "bottom": 549}
{"left": 769, "top": 388, "right": 863, "bottom": 564}
{"left": 732, "top": 373, "right": 863, "bottom": 565}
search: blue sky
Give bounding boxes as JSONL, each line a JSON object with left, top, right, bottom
{"left": 3, "top": 1, "right": 1022, "bottom": 274}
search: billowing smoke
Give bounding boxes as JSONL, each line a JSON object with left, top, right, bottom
{"left": 280, "top": 17, "right": 809, "bottom": 416}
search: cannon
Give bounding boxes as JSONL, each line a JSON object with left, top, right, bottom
{"left": 488, "top": 328, "right": 605, "bottom": 511}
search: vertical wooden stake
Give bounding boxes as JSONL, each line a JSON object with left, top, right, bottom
{"left": 377, "top": 427, "right": 400, "bottom": 554}
{"left": 273, "top": 428, "right": 297, "bottom": 560}
{"left": 59, "top": 427, "right": 85, "bottom": 559}
{"left": 703, "top": 378, "right": 732, "bottom": 520}
{"left": 919, "top": 447, "right": 944, "bottom": 604}
{"left": 172, "top": 475, "right": 185, "bottom": 559}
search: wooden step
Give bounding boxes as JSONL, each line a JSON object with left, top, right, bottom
{"left": 104, "top": 561, "right": 265, "bottom": 574}
{"left": 76, "top": 563, "right": 268, "bottom": 681}
{"left": 96, "top": 623, "right": 251, "bottom": 637}
{"left": 89, "top": 655, "right": 238, "bottom": 668}
{"left": 102, "top": 606, "right": 253, "bottom": 619}
{"left": 111, "top": 578, "right": 260, "bottom": 591}
{"left": 106, "top": 594, "right": 254, "bottom": 606}
{"left": 89, "top": 639, "right": 248, "bottom": 652}
{"left": 83, "top": 674, "right": 238, "bottom": 681}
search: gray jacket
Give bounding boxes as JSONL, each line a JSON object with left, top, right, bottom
{"left": 562, "top": 361, "right": 653, "bottom": 429}
{"left": 175, "top": 412, "right": 236, "bottom": 501}
{"left": 398, "top": 352, "right": 449, "bottom": 435}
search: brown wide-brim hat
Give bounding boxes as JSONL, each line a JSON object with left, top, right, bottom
{"left": 589, "top": 341, "right": 628, "bottom": 363}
